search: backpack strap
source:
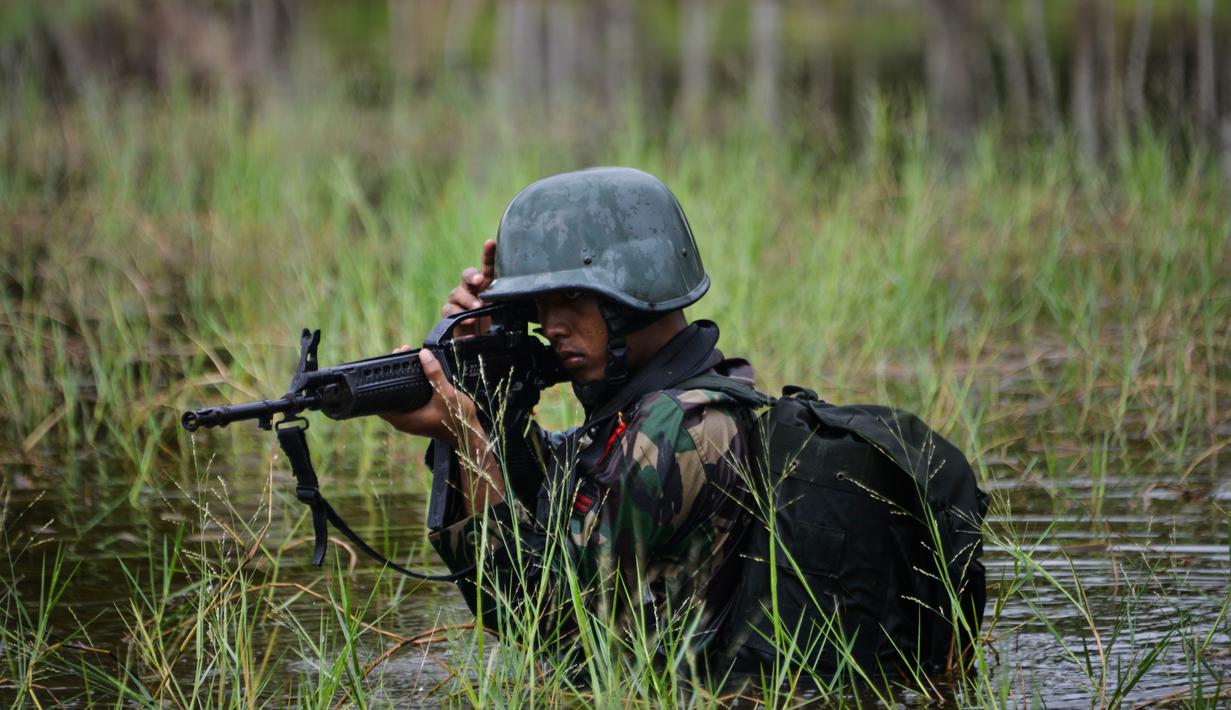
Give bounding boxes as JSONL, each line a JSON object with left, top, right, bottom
{"left": 675, "top": 372, "right": 774, "bottom": 408}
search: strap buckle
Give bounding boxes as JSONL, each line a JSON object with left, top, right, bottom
{"left": 295, "top": 485, "right": 320, "bottom": 504}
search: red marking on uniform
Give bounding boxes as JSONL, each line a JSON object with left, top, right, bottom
{"left": 599, "top": 413, "right": 629, "bottom": 466}
{"left": 573, "top": 493, "right": 594, "bottom": 513}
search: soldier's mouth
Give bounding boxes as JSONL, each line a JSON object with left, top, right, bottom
{"left": 556, "top": 349, "right": 586, "bottom": 368}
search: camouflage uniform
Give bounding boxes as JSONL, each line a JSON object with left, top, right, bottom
{"left": 428, "top": 356, "right": 755, "bottom": 658}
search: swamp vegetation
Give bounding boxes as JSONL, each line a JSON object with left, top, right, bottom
{"left": 2, "top": 2, "right": 1231, "bottom": 707}
{"left": 1, "top": 87, "right": 1228, "bottom": 707}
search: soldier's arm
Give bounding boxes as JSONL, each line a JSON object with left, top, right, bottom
{"left": 425, "top": 417, "right": 554, "bottom": 604}
{"left": 379, "top": 348, "right": 505, "bottom": 514}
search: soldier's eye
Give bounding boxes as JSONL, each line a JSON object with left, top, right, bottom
{"left": 563, "top": 290, "right": 581, "bottom": 300}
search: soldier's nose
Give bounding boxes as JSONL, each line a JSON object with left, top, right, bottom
{"left": 539, "top": 312, "right": 571, "bottom": 341}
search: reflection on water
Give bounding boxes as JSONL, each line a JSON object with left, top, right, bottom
{"left": 3, "top": 441, "right": 1229, "bottom": 705}
{"left": 983, "top": 468, "right": 1230, "bottom": 705}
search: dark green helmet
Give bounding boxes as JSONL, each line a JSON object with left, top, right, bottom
{"left": 483, "top": 167, "right": 709, "bottom": 312}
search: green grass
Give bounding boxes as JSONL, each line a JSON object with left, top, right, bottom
{"left": 1, "top": 81, "right": 1229, "bottom": 707}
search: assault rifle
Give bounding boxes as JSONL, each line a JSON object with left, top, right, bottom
{"left": 181, "top": 303, "right": 566, "bottom": 580}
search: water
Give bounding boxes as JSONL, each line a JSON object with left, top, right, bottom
{"left": 3, "top": 438, "right": 1229, "bottom": 706}
{"left": 981, "top": 470, "right": 1230, "bottom": 705}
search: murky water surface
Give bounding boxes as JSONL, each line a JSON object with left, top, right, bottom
{"left": 3, "top": 436, "right": 1229, "bottom": 706}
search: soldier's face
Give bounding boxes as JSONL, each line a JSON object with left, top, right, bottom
{"left": 535, "top": 291, "right": 608, "bottom": 384}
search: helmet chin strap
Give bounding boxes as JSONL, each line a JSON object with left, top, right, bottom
{"left": 572, "top": 302, "right": 663, "bottom": 412}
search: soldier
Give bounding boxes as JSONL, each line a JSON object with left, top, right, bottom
{"left": 382, "top": 167, "right": 753, "bottom": 665}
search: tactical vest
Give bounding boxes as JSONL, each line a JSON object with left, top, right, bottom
{"left": 679, "top": 376, "right": 988, "bottom": 678}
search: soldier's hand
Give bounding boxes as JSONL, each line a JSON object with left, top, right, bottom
{"left": 380, "top": 347, "right": 482, "bottom": 450}
{"left": 442, "top": 239, "right": 497, "bottom": 339}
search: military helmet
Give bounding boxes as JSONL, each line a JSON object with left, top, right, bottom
{"left": 483, "top": 167, "right": 709, "bottom": 312}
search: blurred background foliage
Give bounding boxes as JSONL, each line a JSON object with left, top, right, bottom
{"left": 2, "top": 0, "right": 1231, "bottom": 169}
{"left": 0, "top": 0, "right": 1228, "bottom": 448}
{"left": 2, "top": 0, "right": 1230, "bottom": 462}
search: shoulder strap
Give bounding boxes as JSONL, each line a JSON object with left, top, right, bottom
{"left": 675, "top": 372, "right": 773, "bottom": 408}
{"left": 584, "top": 321, "right": 724, "bottom": 424}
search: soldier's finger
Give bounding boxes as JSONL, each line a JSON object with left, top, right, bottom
{"left": 419, "top": 350, "right": 452, "bottom": 395}
{"left": 449, "top": 285, "right": 484, "bottom": 310}
{"left": 461, "top": 267, "right": 484, "bottom": 292}
{"left": 480, "top": 239, "right": 497, "bottom": 282}
{"left": 393, "top": 344, "right": 413, "bottom": 353}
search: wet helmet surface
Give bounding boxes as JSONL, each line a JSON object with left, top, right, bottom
{"left": 483, "top": 167, "right": 709, "bottom": 312}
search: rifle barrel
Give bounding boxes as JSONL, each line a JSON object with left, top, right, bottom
{"left": 181, "top": 392, "right": 322, "bottom": 431}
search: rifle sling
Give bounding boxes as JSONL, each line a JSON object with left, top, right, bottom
{"left": 275, "top": 420, "right": 472, "bottom": 583}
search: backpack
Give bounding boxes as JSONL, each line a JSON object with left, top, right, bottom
{"left": 680, "top": 376, "right": 988, "bottom": 678}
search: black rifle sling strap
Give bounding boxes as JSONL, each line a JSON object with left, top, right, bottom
{"left": 275, "top": 417, "right": 471, "bottom": 583}
{"left": 274, "top": 418, "right": 330, "bottom": 565}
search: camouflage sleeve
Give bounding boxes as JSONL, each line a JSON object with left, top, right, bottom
{"left": 428, "top": 496, "right": 537, "bottom": 571}
{"left": 425, "top": 419, "right": 557, "bottom": 626}
{"left": 426, "top": 415, "right": 554, "bottom": 562}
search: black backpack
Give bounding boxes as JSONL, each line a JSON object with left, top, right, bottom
{"left": 682, "top": 376, "right": 988, "bottom": 678}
